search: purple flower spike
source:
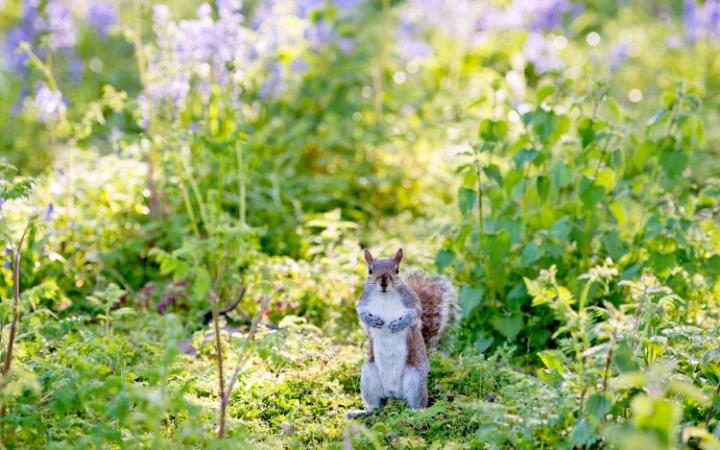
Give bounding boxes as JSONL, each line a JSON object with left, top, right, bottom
{"left": 33, "top": 82, "right": 66, "bottom": 123}
{"left": 86, "top": 3, "right": 118, "bottom": 36}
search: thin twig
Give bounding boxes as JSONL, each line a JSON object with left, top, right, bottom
{"left": 210, "top": 290, "right": 226, "bottom": 438}
{"left": 602, "top": 329, "right": 617, "bottom": 393}
{"left": 1, "top": 224, "right": 31, "bottom": 382}
{"left": 218, "top": 292, "right": 274, "bottom": 437}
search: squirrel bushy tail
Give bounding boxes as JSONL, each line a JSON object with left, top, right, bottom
{"left": 405, "top": 271, "right": 458, "bottom": 350}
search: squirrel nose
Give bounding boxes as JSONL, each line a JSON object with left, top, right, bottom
{"left": 380, "top": 275, "right": 388, "bottom": 289}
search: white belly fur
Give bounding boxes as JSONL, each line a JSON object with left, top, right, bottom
{"left": 366, "top": 290, "right": 410, "bottom": 398}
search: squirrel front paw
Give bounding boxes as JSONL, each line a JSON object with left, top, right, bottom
{"left": 360, "top": 312, "right": 384, "bottom": 329}
{"left": 389, "top": 316, "right": 409, "bottom": 333}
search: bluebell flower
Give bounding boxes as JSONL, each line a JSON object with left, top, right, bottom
{"left": 523, "top": 32, "right": 563, "bottom": 73}
{"left": 609, "top": 43, "right": 629, "bottom": 70}
{"left": 45, "top": 0, "right": 76, "bottom": 49}
{"left": 684, "top": 0, "right": 720, "bottom": 43}
{"left": 86, "top": 3, "right": 118, "bottom": 36}
{"left": 33, "top": 82, "right": 66, "bottom": 122}
{"left": 45, "top": 203, "right": 55, "bottom": 222}
{"left": 290, "top": 57, "right": 309, "bottom": 74}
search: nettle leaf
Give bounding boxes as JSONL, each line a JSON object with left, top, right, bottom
{"left": 633, "top": 139, "right": 656, "bottom": 170}
{"left": 577, "top": 117, "right": 599, "bottom": 148}
{"left": 491, "top": 313, "right": 523, "bottom": 341}
{"left": 521, "top": 242, "right": 544, "bottom": 267}
{"left": 603, "top": 230, "right": 625, "bottom": 260}
{"left": 659, "top": 147, "right": 688, "bottom": 179}
{"left": 586, "top": 393, "right": 612, "bottom": 420}
{"left": 514, "top": 148, "right": 538, "bottom": 170}
{"left": 579, "top": 176, "right": 605, "bottom": 209}
{"left": 536, "top": 84, "right": 555, "bottom": 103}
{"left": 486, "top": 230, "right": 511, "bottom": 267}
{"left": 460, "top": 285, "right": 485, "bottom": 317}
{"left": 571, "top": 419, "right": 599, "bottom": 447}
{"left": 479, "top": 118, "right": 508, "bottom": 142}
{"left": 435, "top": 249, "right": 455, "bottom": 272}
{"left": 193, "top": 267, "right": 212, "bottom": 299}
{"left": 536, "top": 175, "right": 551, "bottom": 201}
{"left": 458, "top": 187, "right": 477, "bottom": 215}
{"left": 483, "top": 164, "right": 503, "bottom": 187}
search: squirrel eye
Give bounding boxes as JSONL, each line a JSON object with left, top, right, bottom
{"left": 395, "top": 268, "right": 399, "bottom": 274}
{"left": 368, "top": 268, "right": 373, "bottom": 274}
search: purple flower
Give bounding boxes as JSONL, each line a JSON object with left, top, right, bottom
{"left": 86, "top": 3, "right": 117, "bottom": 36}
{"left": 290, "top": 57, "right": 309, "bottom": 74}
{"left": 2, "top": 261, "right": 10, "bottom": 270}
{"left": 45, "top": 0, "right": 76, "bottom": 49}
{"left": 684, "top": 0, "right": 720, "bottom": 42}
{"left": 298, "top": 0, "right": 324, "bottom": 18}
{"left": 523, "top": 32, "right": 563, "bottom": 73}
{"left": 609, "top": 43, "right": 629, "bottom": 70}
{"left": 45, "top": 203, "right": 55, "bottom": 222}
{"left": 305, "top": 20, "right": 335, "bottom": 51}
{"left": 33, "top": 82, "right": 66, "bottom": 122}
{"left": 259, "top": 63, "right": 286, "bottom": 98}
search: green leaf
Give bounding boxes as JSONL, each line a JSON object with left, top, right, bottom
{"left": 579, "top": 176, "right": 605, "bottom": 208}
{"left": 193, "top": 267, "right": 212, "bottom": 299}
{"left": 659, "top": 147, "right": 688, "bottom": 179}
{"left": 633, "top": 140, "right": 656, "bottom": 170}
{"left": 458, "top": 187, "right": 477, "bottom": 215}
{"left": 536, "top": 175, "right": 550, "bottom": 201}
{"left": 521, "top": 242, "right": 544, "bottom": 267}
{"left": 483, "top": 164, "right": 503, "bottom": 187}
{"left": 486, "top": 230, "right": 511, "bottom": 267}
{"left": 514, "top": 148, "right": 538, "bottom": 170}
{"left": 586, "top": 393, "right": 612, "bottom": 419}
{"left": 435, "top": 249, "right": 455, "bottom": 272}
{"left": 536, "top": 84, "right": 555, "bottom": 103}
{"left": 490, "top": 313, "right": 523, "bottom": 341}
{"left": 459, "top": 285, "right": 485, "bottom": 317}
{"left": 479, "top": 119, "right": 508, "bottom": 142}
{"left": 571, "top": 419, "right": 598, "bottom": 447}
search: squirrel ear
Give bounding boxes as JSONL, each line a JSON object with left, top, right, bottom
{"left": 364, "top": 250, "right": 374, "bottom": 265}
{"left": 394, "top": 248, "right": 403, "bottom": 265}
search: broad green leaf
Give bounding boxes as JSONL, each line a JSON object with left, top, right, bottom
{"left": 490, "top": 313, "right": 523, "bottom": 341}
{"left": 435, "top": 249, "right": 455, "bottom": 272}
{"left": 460, "top": 285, "right": 485, "bottom": 317}
{"left": 193, "top": 267, "right": 212, "bottom": 299}
{"left": 458, "top": 187, "right": 478, "bottom": 215}
{"left": 586, "top": 393, "right": 612, "bottom": 419}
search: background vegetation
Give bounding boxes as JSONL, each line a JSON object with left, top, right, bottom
{"left": 1, "top": 0, "right": 719, "bottom": 448}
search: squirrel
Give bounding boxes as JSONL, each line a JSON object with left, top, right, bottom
{"left": 347, "top": 248, "right": 458, "bottom": 418}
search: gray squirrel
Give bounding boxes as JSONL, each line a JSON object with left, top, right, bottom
{"left": 348, "top": 248, "right": 458, "bottom": 418}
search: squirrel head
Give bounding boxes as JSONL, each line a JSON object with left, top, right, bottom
{"left": 364, "top": 248, "right": 403, "bottom": 294}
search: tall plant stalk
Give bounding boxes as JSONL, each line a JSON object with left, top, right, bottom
{"left": 1, "top": 221, "right": 31, "bottom": 419}
{"left": 215, "top": 292, "right": 272, "bottom": 438}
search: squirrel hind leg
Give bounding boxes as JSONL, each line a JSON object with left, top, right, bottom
{"left": 360, "top": 362, "right": 385, "bottom": 410}
{"left": 402, "top": 366, "right": 428, "bottom": 409}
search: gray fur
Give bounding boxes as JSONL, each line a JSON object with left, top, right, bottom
{"left": 388, "top": 311, "right": 416, "bottom": 333}
{"left": 351, "top": 253, "right": 456, "bottom": 418}
{"left": 359, "top": 311, "right": 384, "bottom": 329}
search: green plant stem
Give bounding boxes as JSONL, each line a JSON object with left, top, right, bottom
{"left": 472, "top": 145, "right": 484, "bottom": 235}
{"left": 179, "top": 179, "right": 201, "bottom": 238}
{"left": 236, "top": 140, "right": 247, "bottom": 227}
{"left": 602, "top": 329, "right": 617, "bottom": 393}
{"left": 184, "top": 161, "right": 211, "bottom": 234}
{"left": 705, "top": 382, "right": 720, "bottom": 426}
